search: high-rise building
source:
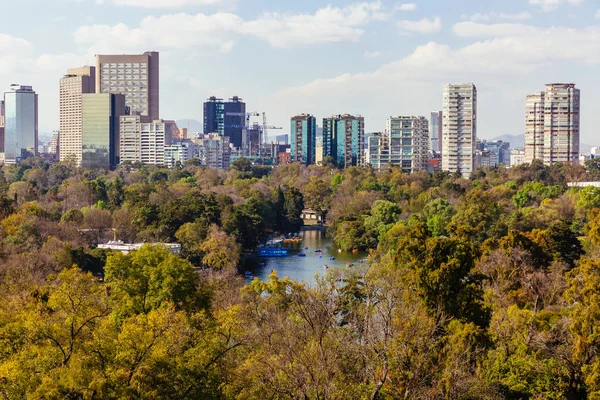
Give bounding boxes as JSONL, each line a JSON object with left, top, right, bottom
{"left": 430, "top": 111, "right": 443, "bottom": 153}
{"left": 322, "top": 114, "right": 365, "bottom": 168}
{"left": 3, "top": 84, "right": 38, "bottom": 164}
{"left": 203, "top": 96, "right": 246, "bottom": 149}
{"left": 367, "top": 116, "right": 429, "bottom": 173}
{"left": 96, "top": 51, "right": 159, "bottom": 121}
{"left": 119, "top": 116, "right": 171, "bottom": 165}
{"left": 0, "top": 100, "right": 5, "bottom": 153}
{"left": 59, "top": 66, "right": 96, "bottom": 165}
{"left": 525, "top": 83, "right": 580, "bottom": 165}
{"left": 290, "top": 114, "right": 317, "bottom": 166}
{"left": 81, "top": 93, "right": 126, "bottom": 169}
{"left": 49, "top": 131, "right": 60, "bottom": 156}
{"left": 442, "top": 83, "right": 477, "bottom": 178}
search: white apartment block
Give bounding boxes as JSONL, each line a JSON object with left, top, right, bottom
{"left": 164, "top": 141, "right": 198, "bottom": 168}
{"left": 49, "top": 131, "right": 60, "bottom": 156}
{"left": 510, "top": 149, "right": 526, "bottom": 167}
{"left": 120, "top": 116, "right": 169, "bottom": 165}
{"left": 442, "top": 83, "right": 477, "bottom": 178}
{"left": 367, "top": 116, "right": 429, "bottom": 173}
{"left": 525, "top": 83, "right": 580, "bottom": 165}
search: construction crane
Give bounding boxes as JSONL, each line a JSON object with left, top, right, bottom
{"left": 226, "top": 111, "right": 282, "bottom": 145}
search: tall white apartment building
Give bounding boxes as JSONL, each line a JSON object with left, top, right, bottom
{"left": 525, "top": 83, "right": 580, "bottom": 165}
{"left": 442, "top": 83, "right": 477, "bottom": 178}
{"left": 49, "top": 131, "right": 60, "bottom": 156}
{"left": 367, "top": 116, "right": 429, "bottom": 173}
{"left": 59, "top": 66, "right": 95, "bottom": 165}
{"left": 120, "top": 116, "right": 171, "bottom": 165}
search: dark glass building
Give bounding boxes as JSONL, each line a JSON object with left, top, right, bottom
{"left": 81, "top": 93, "right": 126, "bottom": 169}
{"left": 203, "top": 96, "right": 246, "bottom": 149}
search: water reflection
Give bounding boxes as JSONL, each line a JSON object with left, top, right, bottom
{"left": 241, "top": 230, "right": 367, "bottom": 284}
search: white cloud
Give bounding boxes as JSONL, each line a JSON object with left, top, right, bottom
{"left": 114, "top": 0, "right": 227, "bottom": 6}
{"left": 499, "top": 11, "right": 533, "bottom": 20}
{"left": 364, "top": 50, "right": 381, "bottom": 58}
{"left": 241, "top": 2, "right": 387, "bottom": 47}
{"left": 529, "top": 0, "right": 584, "bottom": 12}
{"left": 396, "top": 3, "right": 417, "bottom": 11}
{"left": 469, "top": 11, "right": 532, "bottom": 21}
{"left": 397, "top": 17, "right": 441, "bottom": 34}
{"left": 266, "top": 20, "right": 600, "bottom": 137}
{"left": 595, "top": 9, "right": 600, "bottom": 18}
{"left": 74, "top": 2, "right": 387, "bottom": 51}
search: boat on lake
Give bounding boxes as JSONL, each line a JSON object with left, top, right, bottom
{"left": 258, "top": 248, "right": 289, "bottom": 257}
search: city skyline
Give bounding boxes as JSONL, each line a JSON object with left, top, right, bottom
{"left": 1, "top": 0, "right": 599, "bottom": 143}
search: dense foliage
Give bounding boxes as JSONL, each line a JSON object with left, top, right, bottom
{"left": 2, "top": 157, "right": 600, "bottom": 398}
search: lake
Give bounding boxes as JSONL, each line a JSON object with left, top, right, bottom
{"left": 241, "top": 230, "right": 367, "bottom": 284}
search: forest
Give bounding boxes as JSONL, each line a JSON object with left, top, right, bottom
{"left": 2, "top": 157, "right": 600, "bottom": 399}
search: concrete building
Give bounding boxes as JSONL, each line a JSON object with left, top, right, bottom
{"left": 96, "top": 52, "right": 159, "bottom": 121}
{"left": 322, "top": 114, "right": 365, "bottom": 168}
{"left": 524, "top": 83, "right": 580, "bottom": 165}
{"left": 510, "top": 149, "right": 526, "bottom": 167}
{"left": 120, "top": 116, "right": 171, "bottom": 165}
{"left": 525, "top": 91, "right": 545, "bottom": 163}
{"left": 81, "top": 93, "right": 126, "bottom": 169}
{"left": 430, "top": 111, "right": 443, "bottom": 153}
{"left": 367, "top": 116, "right": 429, "bottom": 173}
{"left": 3, "top": 84, "right": 38, "bottom": 164}
{"left": 591, "top": 147, "right": 600, "bottom": 159}
{"left": 315, "top": 135, "right": 323, "bottom": 165}
{"left": 191, "top": 133, "right": 231, "bottom": 169}
{"left": 0, "top": 100, "right": 4, "bottom": 153}
{"left": 164, "top": 140, "right": 198, "bottom": 168}
{"left": 50, "top": 131, "right": 60, "bottom": 156}
{"left": 203, "top": 96, "right": 246, "bottom": 149}
{"left": 290, "top": 114, "right": 317, "bottom": 166}
{"left": 442, "top": 83, "right": 477, "bottom": 178}
{"left": 476, "top": 140, "right": 510, "bottom": 168}
{"left": 59, "top": 66, "right": 95, "bottom": 165}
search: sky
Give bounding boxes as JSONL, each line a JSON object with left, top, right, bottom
{"left": 1, "top": 0, "right": 599, "bottom": 143}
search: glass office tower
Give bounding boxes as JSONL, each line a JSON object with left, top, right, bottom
{"left": 3, "top": 85, "right": 38, "bottom": 164}
{"left": 81, "top": 93, "right": 126, "bottom": 169}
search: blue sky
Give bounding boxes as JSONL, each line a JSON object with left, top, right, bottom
{"left": 1, "top": 0, "right": 599, "bottom": 143}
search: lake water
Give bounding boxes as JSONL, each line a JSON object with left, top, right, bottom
{"left": 241, "top": 230, "right": 367, "bottom": 284}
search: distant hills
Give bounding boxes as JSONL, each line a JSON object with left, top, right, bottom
{"left": 491, "top": 134, "right": 595, "bottom": 153}
{"left": 490, "top": 134, "right": 524, "bottom": 149}
{"left": 176, "top": 119, "right": 203, "bottom": 134}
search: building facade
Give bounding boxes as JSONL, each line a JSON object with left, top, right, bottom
{"left": 81, "top": 93, "right": 126, "bottom": 169}
{"left": 59, "top": 66, "right": 95, "bottom": 165}
{"left": 3, "top": 85, "right": 38, "bottom": 164}
{"left": 367, "top": 116, "right": 429, "bottom": 173}
{"left": 442, "top": 83, "right": 477, "bottom": 178}
{"left": 290, "top": 114, "right": 317, "bottom": 166}
{"left": 50, "top": 131, "right": 60, "bottom": 156}
{"left": 192, "top": 133, "right": 231, "bottom": 169}
{"left": 164, "top": 141, "right": 198, "bottom": 168}
{"left": 510, "top": 149, "right": 526, "bottom": 167}
{"left": 120, "top": 116, "right": 171, "bottom": 165}
{"left": 322, "top": 114, "right": 365, "bottom": 168}
{"left": 0, "top": 100, "right": 5, "bottom": 153}
{"left": 430, "top": 111, "right": 443, "bottom": 153}
{"left": 96, "top": 52, "right": 159, "bottom": 121}
{"left": 203, "top": 96, "right": 246, "bottom": 149}
{"left": 525, "top": 83, "right": 580, "bottom": 165}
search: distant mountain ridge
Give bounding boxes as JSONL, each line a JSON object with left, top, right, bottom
{"left": 176, "top": 119, "right": 203, "bottom": 135}
{"left": 491, "top": 134, "right": 594, "bottom": 153}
